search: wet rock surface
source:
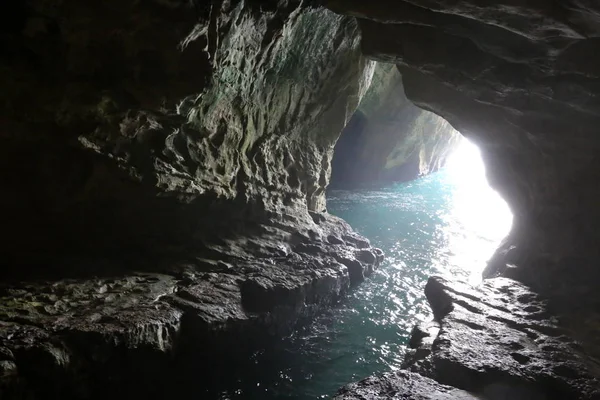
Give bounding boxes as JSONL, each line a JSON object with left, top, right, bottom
{"left": 334, "top": 370, "right": 479, "bottom": 400}
{"left": 0, "top": 214, "right": 382, "bottom": 399}
{"left": 3, "top": 0, "right": 600, "bottom": 398}
{"left": 327, "top": 0, "right": 600, "bottom": 287}
{"left": 0, "top": 1, "right": 385, "bottom": 398}
{"left": 338, "top": 276, "right": 600, "bottom": 399}
{"left": 323, "top": 2, "right": 600, "bottom": 397}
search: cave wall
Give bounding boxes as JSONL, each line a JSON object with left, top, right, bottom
{"left": 0, "top": 2, "right": 391, "bottom": 398}
{"left": 1, "top": 0, "right": 376, "bottom": 270}
{"left": 330, "top": 63, "right": 460, "bottom": 188}
{"left": 327, "top": 0, "right": 600, "bottom": 286}
{"left": 2, "top": 0, "right": 600, "bottom": 398}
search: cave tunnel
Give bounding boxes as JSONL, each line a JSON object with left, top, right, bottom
{"left": 1, "top": 0, "right": 600, "bottom": 399}
{"left": 329, "top": 122, "right": 513, "bottom": 282}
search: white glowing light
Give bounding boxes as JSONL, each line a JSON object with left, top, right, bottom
{"left": 441, "top": 139, "right": 513, "bottom": 283}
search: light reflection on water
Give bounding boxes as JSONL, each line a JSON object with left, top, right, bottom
{"left": 217, "top": 140, "right": 512, "bottom": 399}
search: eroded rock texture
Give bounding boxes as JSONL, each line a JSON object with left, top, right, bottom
{"left": 2, "top": 0, "right": 375, "bottom": 268}
{"left": 330, "top": 63, "right": 460, "bottom": 188}
{"left": 0, "top": 0, "right": 384, "bottom": 398}
{"left": 338, "top": 277, "right": 600, "bottom": 399}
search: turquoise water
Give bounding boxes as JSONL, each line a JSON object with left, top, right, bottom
{"left": 216, "top": 142, "right": 512, "bottom": 399}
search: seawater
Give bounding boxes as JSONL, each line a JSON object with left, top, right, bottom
{"left": 216, "top": 142, "right": 512, "bottom": 399}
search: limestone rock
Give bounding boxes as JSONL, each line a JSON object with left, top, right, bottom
{"left": 1, "top": 0, "right": 375, "bottom": 268}
{"left": 421, "top": 277, "right": 600, "bottom": 399}
{"left": 323, "top": 4, "right": 600, "bottom": 392}
{"left": 0, "top": 214, "right": 383, "bottom": 398}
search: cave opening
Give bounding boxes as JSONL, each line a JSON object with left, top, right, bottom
{"left": 327, "top": 65, "right": 513, "bottom": 283}
{"left": 191, "top": 99, "right": 516, "bottom": 400}
{"left": 234, "top": 100, "right": 517, "bottom": 398}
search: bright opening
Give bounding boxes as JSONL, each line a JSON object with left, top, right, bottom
{"left": 441, "top": 139, "right": 513, "bottom": 283}
{"left": 236, "top": 138, "right": 516, "bottom": 399}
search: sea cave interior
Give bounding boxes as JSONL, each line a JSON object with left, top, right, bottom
{"left": 1, "top": 0, "right": 600, "bottom": 399}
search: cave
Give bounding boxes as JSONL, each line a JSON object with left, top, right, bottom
{"left": 2, "top": 0, "right": 600, "bottom": 399}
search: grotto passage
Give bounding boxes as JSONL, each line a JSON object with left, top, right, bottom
{"left": 3, "top": 0, "right": 600, "bottom": 399}
{"left": 202, "top": 140, "right": 514, "bottom": 399}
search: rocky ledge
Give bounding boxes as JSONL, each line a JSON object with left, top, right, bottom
{"left": 0, "top": 213, "right": 382, "bottom": 399}
{"left": 0, "top": 1, "right": 388, "bottom": 398}
{"left": 336, "top": 276, "right": 600, "bottom": 399}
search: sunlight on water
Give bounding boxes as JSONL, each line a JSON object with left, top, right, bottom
{"left": 441, "top": 140, "right": 513, "bottom": 283}
{"left": 214, "top": 139, "right": 513, "bottom": 400}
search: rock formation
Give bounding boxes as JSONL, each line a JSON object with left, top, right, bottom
{"left": 330, "top": 63, "right": 460, "bottom": 189}
{"left": 336, "top": 277, "right": 600, "bottom": 399}
{"left": 3, "top": 0, "right": 600, "bottom": 398}
{"left": 2, "top": 0, "right": 375, "bottom": 270}
{"left": 326, "top": 0, "right": 600, "bottom": 285}
{"left": 0, "top": 1, "right": 385, "bottom": 398}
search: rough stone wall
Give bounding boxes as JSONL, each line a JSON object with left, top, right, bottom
{"left": 1, "top": 0, "right": 374, "bottom": 269}
{"left": 331, "top": 63, "right": 460, "bottom": 188}
{"left": 0, "top": 1, "right": 388, "bottom": 398}
{"left": 336, "top": 276, "right": 600, "bottom": 399}
{"left": 327, "top": 0, "right": 600, "bottom": 284}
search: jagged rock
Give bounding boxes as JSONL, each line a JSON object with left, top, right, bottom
{"left": 331, "top": 63, "right": 461, "bottom": 188}
{"left": 356, "top": 249, "right": 377, "bottom": 264}
{"left": 0, "top": 215, "right": 382, "bottom": 398}
{"left": 324, "top": 2, "right": 600, "bottom": 395}
{"left": 327, "top": 235, "right": 346, "bottom": 245}
{"left": 5, "top": 0, "right": 600, "bottom": 399}
{"left": 0, "top": 1, "right": 386, "bottom": 397}
{"left": 341, "top": 276, "right": 600, "bottom": 400}
{"left": 407, "top": 322, "right": 438, "bottom": 350}
{"left": 1, "top": 0, "right": 375, "bottom": 268}
{"left": 334, "top": 370, "right": 479, "bottom": 400}
{"left": 420, "top": 277, "right": 600, "bottom": 399}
